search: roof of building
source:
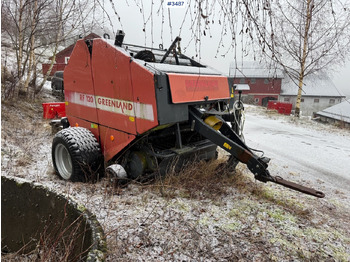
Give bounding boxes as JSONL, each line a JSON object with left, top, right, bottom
{"left": 55, "top": 33, "right": 101, "bottom": 59}
{"left": 229, "top": 61, "right": 284, "bottom": 78}
{"left": 235, "top": 84, "right": 251, "bottom": 91}
{"left": 281, "top": 73, "right": 345, "bottom": 97}
{"left": 316, "top": 99, "right": 350, "bottom": 123}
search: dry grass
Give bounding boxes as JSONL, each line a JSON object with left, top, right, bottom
{"left": 2, "top": 214, "right": 91, "bottom": 262}
{"left": 1, "top": 99, "right": 52, "bottom": 170}
{"left": 150, "top": 158, "right": 239, "bottom": 200}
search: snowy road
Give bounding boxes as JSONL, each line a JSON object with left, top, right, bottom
{"left": 243, "top": 112, "right": 350, "bottom": 193}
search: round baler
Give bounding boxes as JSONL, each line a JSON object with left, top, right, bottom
{"left": 51, "top": 33, "right": 324, "bottom": 198}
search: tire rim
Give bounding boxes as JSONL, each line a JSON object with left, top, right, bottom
{"left": 55, "top": 144, "right": 73, "bottom": 180}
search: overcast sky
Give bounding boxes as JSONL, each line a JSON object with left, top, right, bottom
{"left": 97, "top": 0, "right": 350, "bottom": 97}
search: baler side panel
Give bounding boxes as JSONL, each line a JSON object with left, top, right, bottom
{"left": 66, "top": 115, "right": 100, "bottom": 141}
{"left": 168, "top": 74, "right": 230, "bottom": 103}
{"left": 64, "top": 40, "right": 99, "bottom": 124}
{"left": 91, "top": 39, "right": 137, "bottom": 135}
{"left": 99, "top": 126, "right": 136, "bottom": 162}
{"left": 154, "top": 75, "right": 188, "bottom": 125}
{"left": 130, "top": 61, "right": 158, "bottom": 134}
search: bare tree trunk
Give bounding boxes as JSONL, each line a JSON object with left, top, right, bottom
{"left": 17, "top": 0, "right": 24, "bottom": 77}
{"left": 36, "top": 52, "right": 58, "bottom": 93}
{"left": 36, "top": 0, "right": 63, "bottom": 93}
{"left": 295, "top": 0, "right": 313, "bottom": 117}
{"left": 15, "top": 0, "right": 25, "bottom": 98}
{"left": 24, "top": 0, "right": 38, "bottom": 98}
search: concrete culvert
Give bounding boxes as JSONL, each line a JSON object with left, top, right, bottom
{"left": 1, "top": 177, "right": 107, "bottom": 261}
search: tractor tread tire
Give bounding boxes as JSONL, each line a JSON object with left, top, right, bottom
{"left": 52, "top": 127, "right": 103, "bottom": 182}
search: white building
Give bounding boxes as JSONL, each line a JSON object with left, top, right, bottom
{"left": 279, "top": 74, "right": 345, "bottom": 116}
{"left": 315, "top": 99, "right": 350, "bottom": 128}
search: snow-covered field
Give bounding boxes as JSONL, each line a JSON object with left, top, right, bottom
{"left": 2, "top": 94, "right": 350, "bottom": 261}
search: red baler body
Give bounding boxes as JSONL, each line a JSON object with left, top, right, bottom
{"left": 64, "top": 38, "right": 230, "bottom": 161}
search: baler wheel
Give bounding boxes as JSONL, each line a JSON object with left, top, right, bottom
{"left": 52, "top": 127, "right": 103, "bottom": 182}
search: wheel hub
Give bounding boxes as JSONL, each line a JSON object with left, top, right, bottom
{"left": 55, "top": 144, "right": 72, "bottom": 180}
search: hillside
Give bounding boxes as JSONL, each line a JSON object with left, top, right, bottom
{"left": 1, "top": 91, "right": 350, "bottom": 261}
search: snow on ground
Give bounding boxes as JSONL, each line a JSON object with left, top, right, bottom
{"left": 243, "top": 106, "right": 350, "bottom": 194}
{"left": 2, "top": 97, "right": 350, "bottom": 261}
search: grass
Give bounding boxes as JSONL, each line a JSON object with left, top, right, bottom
{"left": 2, "top": 92, "right": 350, "bottom": 261}
{"left": 149, "top": 158, "right": 246, "bottom": 200}
{"left": 126, "top": 158, "right": 350, "bottom": 261}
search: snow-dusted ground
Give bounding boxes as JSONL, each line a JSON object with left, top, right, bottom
{"left": 244, "top": 107, "right": 350, "bottom": 194}
{"left": 2, "top": 99, "right": 350, "bottom": 261}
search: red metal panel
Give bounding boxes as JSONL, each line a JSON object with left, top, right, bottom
{"left": 99, "top": 126, "right": 136, "bottom": 162}
{"left": 268, "top": 101, "right": 279, "bottom": 110}
{"left": 91, "top": 39, "right": 137, "bottom": 135}
{"left": 64, "top": 40, "right": 99, "bottom": 124}
{"left": 67, "top": 116, "right": 100, "bottom": 142}
{"left": 278, "top": 103, "right": 292, "bottom": 115}
{"left": 130, "top": 61, "right": 158, "bottom": 135}
{"left": 167, "top": 74, "right": 230, "bottom": 103}
{"left": 42, "top": 102, "right": 66, "bottom": 119}
{"left": 267, "top": 101, "right": 292, "bottom": 115}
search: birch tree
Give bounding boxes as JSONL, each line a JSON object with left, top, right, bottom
{"left": 241, "top": 0, "right": 350, "bottom": 116}
{"left": 1, "top": 0, "right": 102, "bottom": 100}
{"left": 2, "top": 0, "right": 51, "bottom": 98}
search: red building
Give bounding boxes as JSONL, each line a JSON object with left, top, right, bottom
{"left": 229, "top": 62, "right": 284, "bottom": 107}
{"left": 42, "top": 33, "right": 100, "bottom": 76}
